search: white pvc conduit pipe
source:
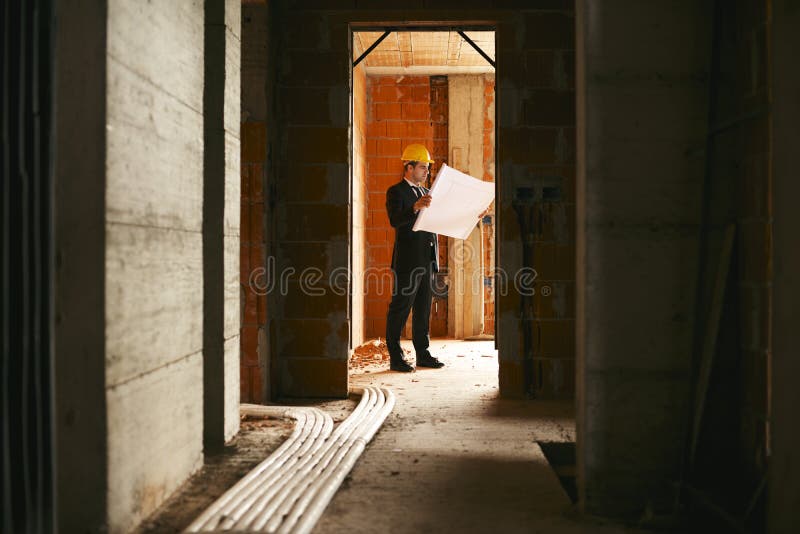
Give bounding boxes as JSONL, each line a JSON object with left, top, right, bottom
{"left": 282, "top": 388, "right": 396, "bottom": 534}
{"left": 188, "top": 389, "right": 384, "bottom": 533}
{"left": 254, "top": 388, "right": 386, "bottom": 532}
{"left": 222, "top": 407, "right": 332, "bottom": 530}
{"left": 239, "top": 388, "right": 383, "bottom": 532}
{"left": 216, "top": 409, "right": 327, "bottom": 530}
{"left": 184, "top": 386, "right": 394, "bottom": 533}
{"left": 246, "top": 389, "right": 381, "bottom": 531}
{"left": 186, "top": 407, "right": 331, "bottom": 531}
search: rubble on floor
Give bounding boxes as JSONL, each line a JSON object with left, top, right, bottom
{"left": 349, "top": 338, "right": 411, "bottom": 372}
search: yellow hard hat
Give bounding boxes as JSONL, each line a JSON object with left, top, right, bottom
{"left": 400, "top": 143, "right": 434, "bottom": 164}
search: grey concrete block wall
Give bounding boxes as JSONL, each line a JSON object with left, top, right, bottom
{"left": 105, "top": 1, "right": 206, "bottom": 530}
{"left": 576, "top": 0, "right": 711, "bottom": 516}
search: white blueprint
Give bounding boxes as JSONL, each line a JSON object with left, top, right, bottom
{"left": 412, "top": 164, "right": 495, "bottom": 240}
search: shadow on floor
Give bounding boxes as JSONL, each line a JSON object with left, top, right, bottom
{"left": 320, "top": 453, "right": 574, "bottom": 534}
{"left": 538, "top": 441, "right": 577, "bottom": 504}
{"left": 484, "top": 398, "right": 574, "bottom": 419}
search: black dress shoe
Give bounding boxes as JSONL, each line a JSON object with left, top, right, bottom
{"left": 416, "top": 354, "right": 444, "bottom": 368}
{"left": 390, "top": 359, "right": 415, "bottom": 372}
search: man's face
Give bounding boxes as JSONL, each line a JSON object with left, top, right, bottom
{"left": 410, "top": 162, "right": 430, "bottom": 184}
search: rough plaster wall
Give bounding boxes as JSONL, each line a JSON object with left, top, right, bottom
{"left": 576, "top": 0, "right": 710, "bottom": 517}
{"left": 769, "top": 1, "right": 800, "bottom": 530}
{"left": 352, "top": 61, "right": 367, "bottom": 349}
{"left": 222, "top": 0, "right": 242, "bottom": 444}
{"left": 105, "top": 1, "right": 204, "bottom": 530}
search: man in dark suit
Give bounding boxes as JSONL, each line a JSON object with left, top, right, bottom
{"left": 384, "top": 144, "right": 445, "bottom": 372}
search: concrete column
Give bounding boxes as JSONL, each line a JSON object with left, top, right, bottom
{"left": 769, "top": 2, "right": 800, "bottom": 531}
{"left": 271, "top": 6, "right": 351, "bottom": 398}
{"left": 204, "top": 0, "right": 242, "bottom": 451}
{"left": 576, "top": 0, "right": 711, "bottom": 517}
{"left": 495, "top": 9, "right": 576, "bottom": 398}
{"left": 222, "top": 0, "right": 242, "bottom": 442}
{"left": 104, "top": 1, "right": 206, "bottom": 530}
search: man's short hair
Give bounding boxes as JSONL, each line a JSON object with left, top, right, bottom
{"left": 404, "top": 160, "right": 418, "bottom": 171}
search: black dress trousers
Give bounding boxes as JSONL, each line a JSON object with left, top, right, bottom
{"left": 385, "top": 265, "right": 434, "bottom": 361}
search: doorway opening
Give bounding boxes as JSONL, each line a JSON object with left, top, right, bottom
{"left": 349, "top": 28, "right": 497, "bottom": 374}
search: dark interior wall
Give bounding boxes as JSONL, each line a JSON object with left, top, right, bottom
{"left": 686, "top": 1, "right": 771, "bottom": 527}
{"left": 2, "top": 1, "right": 56, "bottom": 531}
{"left": 267, "top": 2, "right": 353, "bottom": 398}
{"left": 269, "top": 1, "right": 576, "bottom": 400}
{"left": 770, "top": 0, "right": 800, "bottom": 531}
{"left": 53, "top": 0, "right": 108, "bottom": 530}
{"left": 576, "top": 0, "right": 713, "bottom": 518}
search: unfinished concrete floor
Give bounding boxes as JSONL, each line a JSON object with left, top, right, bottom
{"left": 315, "top": 339, "right": 643, "bottom": 534}
{"left": 139, "top": 339, "right": 647, "bottom": 533}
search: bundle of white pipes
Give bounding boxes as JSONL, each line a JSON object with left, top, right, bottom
{"left": 185, "top": 386, "right": 395, "bottom": 534}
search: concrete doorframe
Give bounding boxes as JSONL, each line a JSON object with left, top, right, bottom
{"left": 275, "top": 8, "right": 572, "bottom": 401}
{"left": 347, "top": 26, "right": 498, "bottom": 347}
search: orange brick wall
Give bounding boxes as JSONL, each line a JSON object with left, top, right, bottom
{"left": 482, "top": 77, "right": 496, "bottom": 334}
{"left": 240, "top": 122, "right": 266, "bottom": 403}
{"left": 429, "top": 76, "right": 449, "bottom": 336}
{"left": 364, "top": 75, "right": 441, "bottom": 339}
{"left": 239, "top": 3, "right": 271, "bottom": 403}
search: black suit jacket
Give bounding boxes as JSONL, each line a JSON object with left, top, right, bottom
{"left": 386, "top": 180, "right": 439, "bottom": 274}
